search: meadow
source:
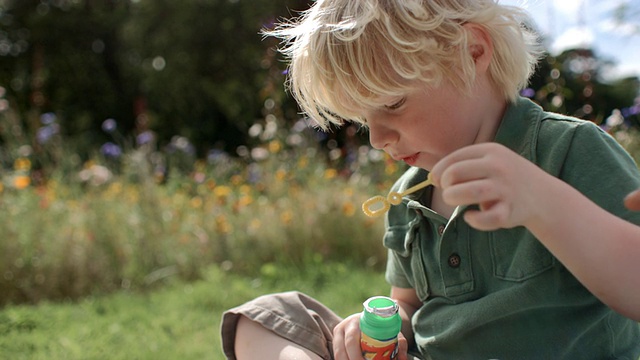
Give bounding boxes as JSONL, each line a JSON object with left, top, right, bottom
{"left": 1, "top": 105, "right": 640, "bottom": 358}
{"left": 0, "top": 108, "right": 407, "bottom": 358}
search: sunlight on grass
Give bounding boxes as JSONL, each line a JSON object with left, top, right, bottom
{"left": 0, "top": 264, "right": 389, "bottom": 359}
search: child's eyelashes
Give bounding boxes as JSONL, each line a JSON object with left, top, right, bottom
{"left": 384, "top": 97, "right": 407, "bottom": 110}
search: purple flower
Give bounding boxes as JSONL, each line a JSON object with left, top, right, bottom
{"left": 40, "top": 112, "right": 57, "bottom": 125}
{"left": 36, "top": 124, "right": 59, "bottom": 144}
{"left": 136, "top": 130, "right": 154, "bottom": 146}
{"left": 520, "top": 88, "right": 535, "bottom": 98}
{"left": 102, "top": 118, "right": 117, "bottom": 133}
{"left": 100, "top": 142, "right": 122, "bottom": 158}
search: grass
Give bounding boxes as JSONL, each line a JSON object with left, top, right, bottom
{"left": 0, "top": 263, "right": 390, "bottom": 359}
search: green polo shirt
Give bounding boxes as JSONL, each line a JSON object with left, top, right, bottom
{"left": 384, "top": 97, "right": 640, "bottom": 359}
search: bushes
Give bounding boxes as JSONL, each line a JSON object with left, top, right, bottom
{"left": 0, "top": 120, "right": 403, "bottom": 305}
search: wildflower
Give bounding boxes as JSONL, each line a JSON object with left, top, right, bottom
{"left": 13, "top": 175, "right": 31, "bottom": 189}
{"left": 206, "top": 179, "right": 216, "bottom": 191}
{"left": 207, "top": 149, "right": 230, "bottom": 164}
{"left": 324, "top": 168, "right": 338, "bottom": 179}
{"left": 251, "top": 147, "right": 269, "bottom": 161}
{"left": 280, "top": 210, "right": 294, "bottom": 225}
{"left": 297, "top": 156, "right": 308, "bottom": 169}
{"left": 106, "top": 181, "right": 123, "bottom": 197}
{"left": 268, "top": 140, "right": 282, "bottom": 154}
{"left": 238, "top": 195, "right": 253, "bottom": 207}
{"left": 102, "top": 118, "right": 117, "bottom": 133}
{"left": 343, "top": 187, "right": 354, "bottom": 197}
{"left": 342, "top": 201, "right": 356, "bottom": 217}
{"left": 13, "top": 157, "right": 31, "bottom": 171}
{"left": 136, "top": 130, "right": 154, "bottom": 146}
{"left": 169, "top": 136, "right": 195, "bottom": 155}
{"left": 215, "top": 215, "right": 232, "bottom": 234}
{"left": 190, "top": 196, "right": 203, "bottom": 209}
{"left": 36, "top": 124, "right": 60, "bottom": 144}
{"left": 0, "top": 182, "right": 4, "bottom": 193}
{"left": 520, "top": 88, "right": 535, "bottom": 98}
{"left": 213, "top": 185, "right": 232, "bottom": 198}
{"left": 78, "top": 164, "right": 112, "bottom": 186}
{"left": 275, "top": 169, "right": 287, "bottom": 182}
{"left": 230, "top": 175, "right": 243, "bottom": 186}
{"left": 100, "top": 142, "right": 122, "bottom": 158}
{"left": 385, "top": 162, "right": 398, "bottom": 175}
{"left": 40, "top": 112, "right": 57, "bottom": 125}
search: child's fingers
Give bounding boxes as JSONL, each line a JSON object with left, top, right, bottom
{"left": 431, "top": 145, "right": 490, "bottom": 186}
{"left": 624, "top": 189, "right": 640, "bottom": 211}
{"left": 463, "top": 201, "right": 510, "bottom": 231}
{"left": 441, "top": 178, "right": 499, "bottom": 207}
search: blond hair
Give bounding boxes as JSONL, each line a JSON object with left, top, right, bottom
{"left": 266, "top": 0, "right": 544, "bottom": 129}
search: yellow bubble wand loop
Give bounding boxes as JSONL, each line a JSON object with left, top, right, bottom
{"left": 362, "top": 174, "right": 433, "bottom": 217}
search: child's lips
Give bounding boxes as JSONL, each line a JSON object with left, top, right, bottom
{"left": 401, "top": 153, "right": 419, "bottom": 165}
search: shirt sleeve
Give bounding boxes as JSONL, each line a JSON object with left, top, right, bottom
{"left": 537, "top": 118, "right": 640, "bottom": 225}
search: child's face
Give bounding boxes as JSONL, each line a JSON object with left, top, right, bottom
{"left": 362, "top": 80, "right": 496, "bottom": 170}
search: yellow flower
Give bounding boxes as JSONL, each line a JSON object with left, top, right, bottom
{"left": 324, "top": 168, "right": 338, "bottom": 179}
{"left": 0, "top": 182, "right": 4, "bottom": 193}
{"left": 190, "top": 196, "right": 203, "bottom": 208}
{"left": 106, "top": 181, "right": 123, "bottom": 197}
{"left": 206, "top": 179, "right": 217, "bottom": 191}
{"left": 14, "top": 158, "right": 31, "bottom": 171}
{"left": 13, "top": 175, "right": 31, "bottom": 189}
{"left": 215, "top": 215, "right": 232, "bottom": 234}
{"left": 275, "top": 169, "right": 287, "bottom": 182}
{"left": 213, "top": 185, "right": 232, "bottom": 198}
{"left": 342, "top": 201, "right": 356, "bottom": 217}
{"left": 268, "top": 140, "right": 282, "bottom": 154}
{"left": 238, "top": 195, "right": 253, "bottom": 207}
{"left": 297, "top": 156, "right": 308, "bottom": 169}
{"left": 280, "top": 210, "right": 294, "bottom": 225}
{"left": 385, "top": 162, "right": 398, "bottom": 175}
{"left": 231, "top": 175, "right": 244, "bottom": 186}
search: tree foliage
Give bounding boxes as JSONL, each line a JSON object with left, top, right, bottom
{"left": 0, "top": 0, "right": 638, "bottom": 157}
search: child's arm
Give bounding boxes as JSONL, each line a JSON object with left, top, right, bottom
{"left": 391, "top": 286, "right": 422, "bottom": 349}
{"left": 431, "top": 142, "right": 640, "bottom": 321}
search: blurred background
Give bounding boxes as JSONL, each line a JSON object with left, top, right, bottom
{"left": 0, "top": 0, "right": 638, "bottom": 358}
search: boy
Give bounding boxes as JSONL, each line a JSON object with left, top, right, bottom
{"left": 221, "top": 0, "right": 640, "bottom": 359}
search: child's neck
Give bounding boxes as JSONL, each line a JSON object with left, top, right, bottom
{"left": 475, "top": 97, "right": 507, "bottom": 144}
{"left": 431, "top": 187, "right": 456, "bottom": 219}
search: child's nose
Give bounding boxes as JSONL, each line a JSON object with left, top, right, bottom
{"left": 367, "top": 122, "right": 397, "bottom": 150}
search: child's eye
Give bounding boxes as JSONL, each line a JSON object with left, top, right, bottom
{"left": 385, "top": 97, "right": 406, "bottom": 110}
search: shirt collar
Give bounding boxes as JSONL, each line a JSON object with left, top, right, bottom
{"left": 492, "top": 96, "right": 545, "bottom": 163}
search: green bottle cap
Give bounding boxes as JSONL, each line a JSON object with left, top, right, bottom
{"left": 360, "top": 296, "right": 402, "bottom": 340}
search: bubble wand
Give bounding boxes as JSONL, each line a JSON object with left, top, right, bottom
{"left": 362, "top": 173, "right": 433, "bottom": 217}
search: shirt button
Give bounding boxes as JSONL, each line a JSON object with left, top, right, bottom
{"left": 448, "top": 253, "right": 461, "bottom": 268}
{"left": 437, "top": 225, "right": 445, "bottom": 235}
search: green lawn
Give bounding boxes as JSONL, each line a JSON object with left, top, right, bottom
{"left": 0, "top": 264, "right": 389, "bottom": 359}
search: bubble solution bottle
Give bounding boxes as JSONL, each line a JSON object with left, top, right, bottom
{"left": 360, "top": 296, "right": 402, "bottom": 360}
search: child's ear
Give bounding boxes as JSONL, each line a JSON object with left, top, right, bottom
{"left": 463, "top": 23, "right": 494, "bottom": 74}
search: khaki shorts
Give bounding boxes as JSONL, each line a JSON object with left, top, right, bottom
{"left": 221, "top": 291, "right": 341, "bottom": 359}
{"left": 220, "top": 291, "right": 422, "bottom": 360}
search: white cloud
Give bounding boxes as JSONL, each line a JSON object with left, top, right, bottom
{"left": 551, "top": 26, "right": 595, "bottom": 53}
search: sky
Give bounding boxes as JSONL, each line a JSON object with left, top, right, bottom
{"left": 499, "top": 0, "right": 640, "bottom": 80}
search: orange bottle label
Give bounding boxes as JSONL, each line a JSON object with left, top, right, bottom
{"left": 360, "top": 332, "right": 398, "bottom": 360}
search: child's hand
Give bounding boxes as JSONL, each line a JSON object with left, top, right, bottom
{"left": 624, "top": 189, "right": 640, "bottom": 211}
{"left": 430, "top": 142, "right": 548, "bottom": 231}
{"left": 332, "top": 313, "right": 409, "bottom": 360}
